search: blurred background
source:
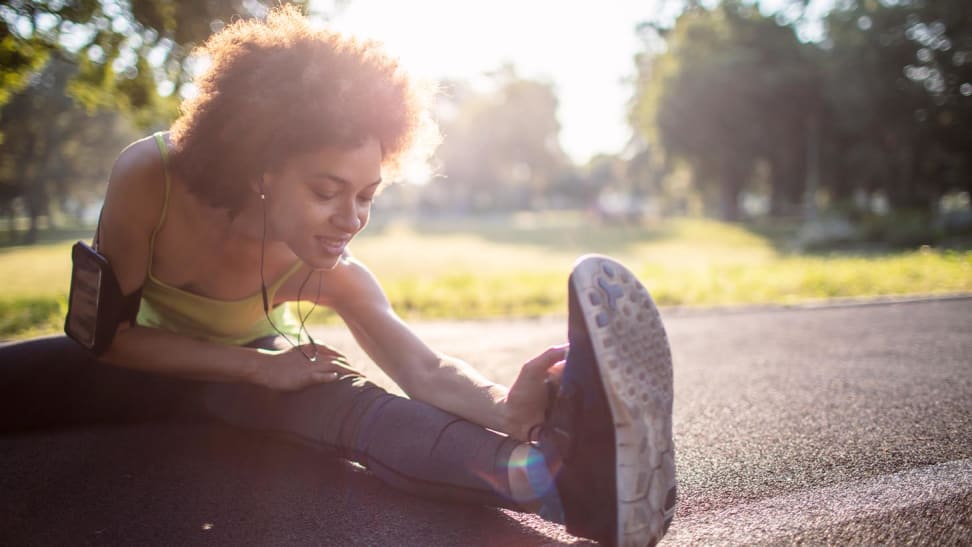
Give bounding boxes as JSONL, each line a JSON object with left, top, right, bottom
{"left": 1, "top": 0, "right": 970, "bottom": 338}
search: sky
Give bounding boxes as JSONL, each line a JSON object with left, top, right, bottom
{"left": 319, "top": 0, "right": 674, "bottom": 166}
{"left": 315, "top": 0, "right": 835, "bottom": 167}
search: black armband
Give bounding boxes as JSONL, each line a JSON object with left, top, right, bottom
{"left": 64, "top": 241, "right": 141, "bottom": 355}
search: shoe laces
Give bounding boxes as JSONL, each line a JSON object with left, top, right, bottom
{"left": 527, "top": 377, "right": 566, "bottom": 443}
{"left": 529, "top": 381, "right": 581, "bottom": 461}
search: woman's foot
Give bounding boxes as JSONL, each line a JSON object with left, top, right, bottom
{"left": 535, "top": 255, "right": 676, "bottom": 546}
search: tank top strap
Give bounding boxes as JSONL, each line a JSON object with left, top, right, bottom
{"left": 266, "top": 260, "right": 308, "bottom": 302}
{"left": 148, "top": 132, "right": 172, "bottom": 273}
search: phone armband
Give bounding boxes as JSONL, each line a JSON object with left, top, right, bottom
{"left": 64, "top": 241, "right": 141, "bottom": 355}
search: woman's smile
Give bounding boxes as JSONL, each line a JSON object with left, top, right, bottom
{"left": 315, "top": 235, "right": 351, "bottom": 256}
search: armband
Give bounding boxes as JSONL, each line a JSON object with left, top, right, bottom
{"left": 64, "top": 241, "right": 141, "bottom": 355}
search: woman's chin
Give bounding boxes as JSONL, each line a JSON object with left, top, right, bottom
{"left": 301, "top": 252, "right": 343, "bottom": 271}
{"left": 289, "top": 240, "right": 348, "bottom": 270}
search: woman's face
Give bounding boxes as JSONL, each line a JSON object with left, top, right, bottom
{"left": 263, "top": 138, "right": 382, "bottom": 270}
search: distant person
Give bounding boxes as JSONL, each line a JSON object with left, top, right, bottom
{"left": 0, "top": 7, "right": 675, "bottom": 546}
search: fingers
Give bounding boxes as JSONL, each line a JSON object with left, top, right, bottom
{"left": 311, "top": 370, "right": 341, "bottom": 383}
{"left": 324, "top": 357, "right": 359, "bottom": 376}
{"left": 300, "top": 342, "right": 346, "bottom": 359}
{"left": 309, "top": 360, "right": 356, "bottom": 383}
{"left": 303, "top": 355, "right": 358, "bottom": 381}
{"left": 293, "top": 343, "right": 356, "bottom": 373}
{"left": 521, "top": 343, "right": 569, "bottom": 379}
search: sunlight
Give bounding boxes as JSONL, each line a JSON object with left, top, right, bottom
{"left": 321, "top": 0, "right": 666, "bottom": 165}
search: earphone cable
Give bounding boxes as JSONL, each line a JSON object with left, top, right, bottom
{"left": 258, "top": 192, "right": 320, "bottom": 363}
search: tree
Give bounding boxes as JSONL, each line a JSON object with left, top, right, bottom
{"left": 0, "top": 57, "right": 140, "bottom": 242}
{"left": 433, "top": 66, "right": 569, "bottom": 212}
{"left": 821, "top": 0, "right": 972, "bottom": 213}
{"left": 630, "top": 1, "right": 818, "bottom": 221}
{"left": 0, "top": 1, "right": 349, "bottom": 242}
{"left": 0, "top": 1, "right": 333, "bottom": 123}
{"left": 629, "top": 0, "right": 972, "bottom": 223}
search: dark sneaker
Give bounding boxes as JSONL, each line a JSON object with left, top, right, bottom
{"left": 537, "top": 254, "right": 676, "bottom": 546}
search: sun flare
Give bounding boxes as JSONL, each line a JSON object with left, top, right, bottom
{"left": 323, "top": 0, "right": 662, "bottom": 166}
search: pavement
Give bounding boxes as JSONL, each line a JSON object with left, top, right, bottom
{"left": 2, "top": 296, "right": 971, "bottom": 545}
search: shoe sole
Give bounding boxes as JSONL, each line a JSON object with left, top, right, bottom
{"left": 570, "top": 255, "right": 676, "bottom": 547}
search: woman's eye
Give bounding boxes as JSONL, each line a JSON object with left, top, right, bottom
{"left": 357, "top": 194, "right": 375, "bottom": 204}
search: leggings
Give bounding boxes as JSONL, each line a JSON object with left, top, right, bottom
{"left": 0, "top": 335, "right": 523, "bottom": 509}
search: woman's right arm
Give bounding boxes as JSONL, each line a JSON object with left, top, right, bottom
{"left": 104, "top": 323, "right": 353, "bottom": 389}
{"left": 93, "top": 137, "right": 351, "bottom": 390}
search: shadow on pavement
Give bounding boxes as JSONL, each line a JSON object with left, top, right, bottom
{"left": 1, "top": 423, "right": 592, "bottom": 546}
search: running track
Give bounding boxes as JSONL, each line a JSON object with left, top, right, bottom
{"left": 2, "top": 296, "right": 970, "bottom": 545}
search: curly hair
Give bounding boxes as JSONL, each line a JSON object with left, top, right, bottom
{"left": 168, "top": 5, "right": 439, "bottom": 213}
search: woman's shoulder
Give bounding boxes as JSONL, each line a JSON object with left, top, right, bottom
{"left": 97, "top": 133, "right": 171, "bottom": 293}
{"left": 110, "top": 133, "right": 168, "bottom": 193}
{"left": 104, "top": 133, "right": 174, "bottom": 230}
{"left": 318, "top": 253, "right": 389, "bottom": 307}
{"left": 277, "top": 252, "right": 380, "bottom": 308}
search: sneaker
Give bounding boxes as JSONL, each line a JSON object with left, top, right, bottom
{"left": 536, "top": 254, "right": 676, "bottom": 546}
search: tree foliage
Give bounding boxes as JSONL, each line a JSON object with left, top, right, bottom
{"left": 0, "top": 0, "right": 340, "bottom": 243}
{"left": 431, "top": 67, "right": 570, "bottom": 211}
{"left": 0, "top": 57, "right": 139, "bottom": 243}
{"left": 630, "top": 0, "right": 972, "bottom": 222}
{"left": 0, "top": 1, "right": 323, "bottom": 125}
{"left": 821, "top": 0, "right": 972, "bottom": 212}
{"left": 631, "top": 1, "right": 819, "bottom": 221}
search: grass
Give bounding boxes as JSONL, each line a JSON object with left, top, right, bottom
{"left": 1, "top": 214, "right": 970, "bottom": 339}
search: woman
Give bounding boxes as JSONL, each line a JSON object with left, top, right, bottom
{"left": 0, "top": 7, "right": 675, "bottom": 546}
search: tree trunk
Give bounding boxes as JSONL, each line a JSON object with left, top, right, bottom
{"left": 24, "top": 175, "right": 46, "bottom": 245}
{"left": 769, "top": 154, "right": 785, "bottom": 217}
{"left": 803, "top": 114, "right": 820, "bottom": 221}
{"left": 721, "top": 168, "right": 744, "bottom": 222}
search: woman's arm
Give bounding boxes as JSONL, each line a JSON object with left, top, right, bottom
{"left": 92, "top": 137, "right": 351, "bottom": 390}
{"left": 101, "top": 324, "right": 353, "bottom": 390}
{"left": 323, "top": 256, "right": 566, "bottom": 438}
{"left": 93, "top": 138, "right": 260, "bottom": 383}
{"left": 103, "top": 325, "right": 264, "bottom": 382}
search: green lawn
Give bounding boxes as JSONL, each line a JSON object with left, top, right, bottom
{"left": 2, "top": 214, "right": 970, "bottom": 339}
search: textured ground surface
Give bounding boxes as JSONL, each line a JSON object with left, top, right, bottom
{"left": 2, "top": 296, "right": 971, "bottom": 545}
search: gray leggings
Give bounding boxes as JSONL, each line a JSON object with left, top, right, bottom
{"left": 0, "top": 335, "right": 522, "bottom": 509}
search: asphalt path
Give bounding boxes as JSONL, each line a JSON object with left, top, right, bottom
{"left": 2, "top": 296, "right": 971, "bottom": 545}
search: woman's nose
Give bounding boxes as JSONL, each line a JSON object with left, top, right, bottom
{"left": 330, "top": 199, "right": 362, "bottom": 233}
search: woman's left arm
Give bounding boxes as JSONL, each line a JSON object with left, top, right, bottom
{"left": 322, "top": 256, "right": 565, "bottom": 440}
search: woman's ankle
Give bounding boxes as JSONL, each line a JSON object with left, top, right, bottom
{"left": 506, "top": 443, "right": 563, "bottom": 521}
{"left": 508, "top": 443, "right": 542, "bottom": 510}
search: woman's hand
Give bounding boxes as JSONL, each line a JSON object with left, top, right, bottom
{"left": 503, "top": 344, "right": 568, "bottom": 441}
{"left": 253, "top": 343, "right": 358, "bottom": 391}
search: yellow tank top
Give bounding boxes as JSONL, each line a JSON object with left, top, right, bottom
{"left": 135, "top": 132, "right": 303, "bottom": 346}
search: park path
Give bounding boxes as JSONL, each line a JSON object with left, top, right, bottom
{"left": 2, "top": 296, "right": 971, "bottom": 545}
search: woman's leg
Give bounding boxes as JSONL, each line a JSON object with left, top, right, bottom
{"left": 1, "top": 334, "right": 529, "bottom": 509}
{"left": 0, "top": 335, "right": 205, "bottom": 432}
{"left": 203, "top": 340, "right": 526, "bottom": 509}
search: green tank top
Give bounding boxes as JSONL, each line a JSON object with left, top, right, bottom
{"left": 135, "top": 132, "right": 303, "bottom": 346}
